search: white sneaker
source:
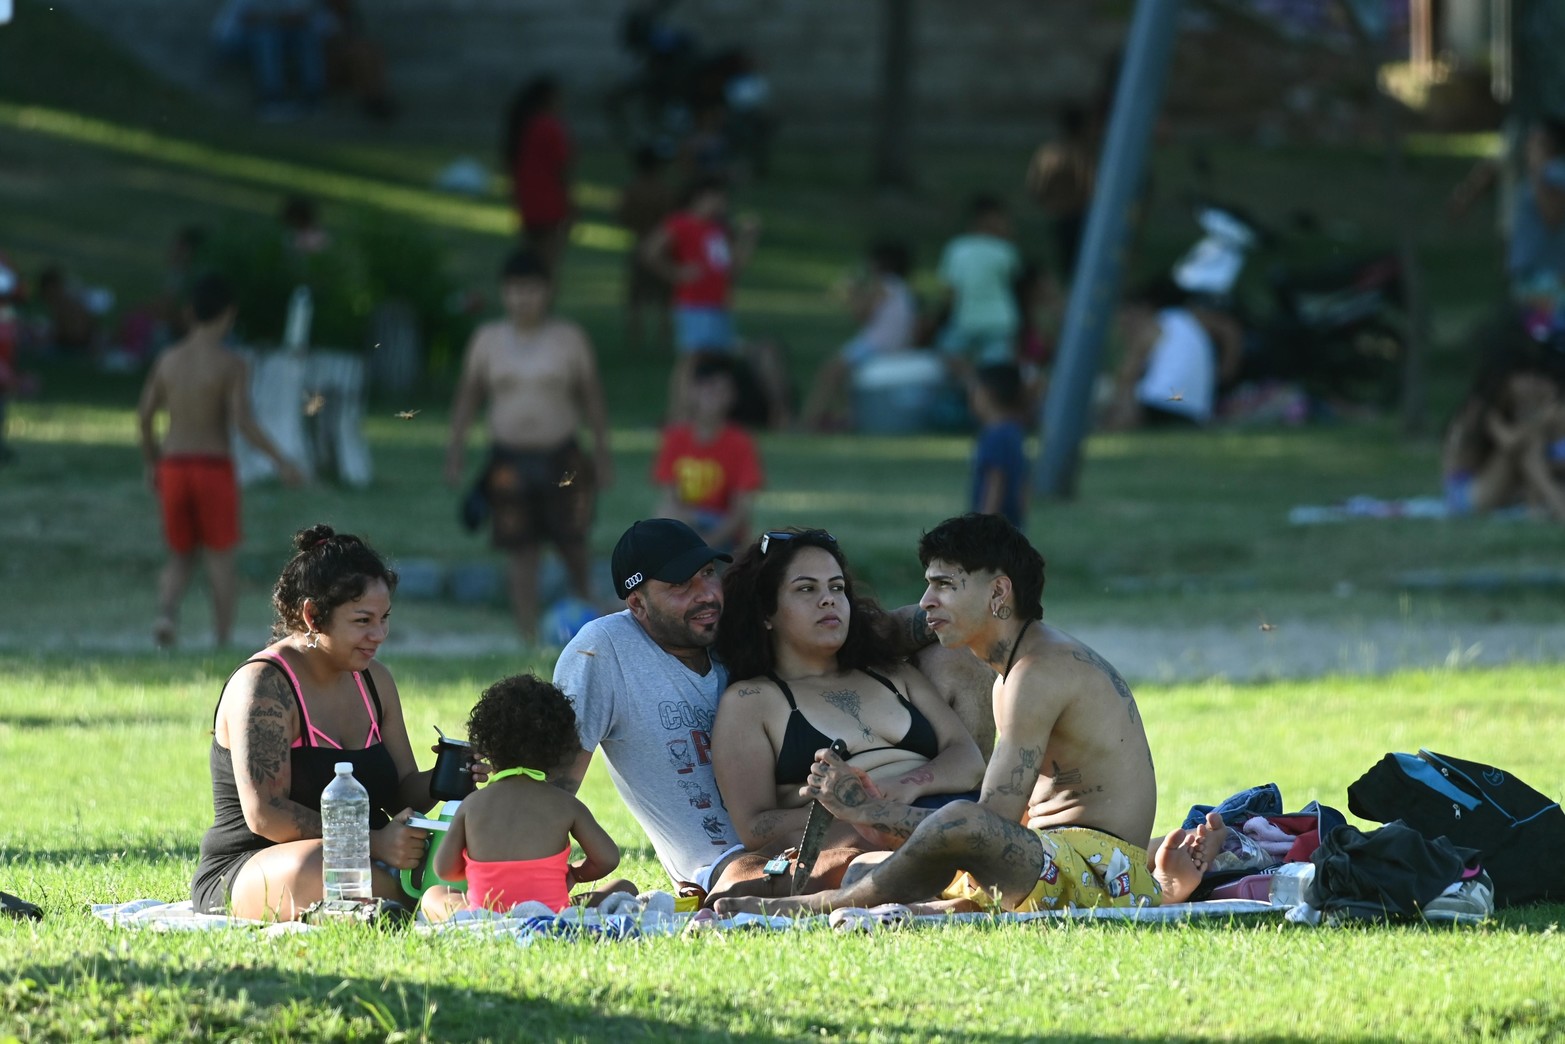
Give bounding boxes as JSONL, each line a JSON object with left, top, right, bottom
{"left": 1422, "top": 870, "right": 1494, "bottom": 924}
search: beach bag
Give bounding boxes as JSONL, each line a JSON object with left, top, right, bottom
{"left": 1347, "top": 748, "right": 1565, "bottom": 907}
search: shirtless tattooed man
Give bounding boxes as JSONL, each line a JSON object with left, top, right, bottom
{"left": 717, "top": 512, "right": 1161, "bottom": 915}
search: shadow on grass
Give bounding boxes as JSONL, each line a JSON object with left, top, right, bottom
{"left": 2, "top": 955, "right": 1382, "bottom": 1043}
{"left": 8, "top": 958, "right": 719, "bottom": 1042}
{"left": 0, "top": 714, "right": 202, "bottom": 731}
{"left": 4, "top": 845, "right": 201, "bottom": 866}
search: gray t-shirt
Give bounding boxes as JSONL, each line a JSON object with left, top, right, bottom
{"left": 552, "top": 610, "right": 739, "bottom": 885}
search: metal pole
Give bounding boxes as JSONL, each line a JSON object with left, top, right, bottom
{"left": 1035, "top": 0, "right": 1182, "bottom": 499}
{"left": 873, "top": 0, "right": 915, "bottom": 189}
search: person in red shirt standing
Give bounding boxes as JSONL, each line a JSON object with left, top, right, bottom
{"left": 503, "top": 76, "right": 573, "bottom": 279}
{"left": 652, "top": 353, "right": 764, "bottom": 552}
{"left": 641, "top": 176, "right": 760, "bottom": 422}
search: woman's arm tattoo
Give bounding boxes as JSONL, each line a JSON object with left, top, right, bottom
{"left": 244, "top": 671, "right": 294, "bottom": 786}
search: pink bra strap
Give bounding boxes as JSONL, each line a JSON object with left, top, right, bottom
{"left": 352, "top": 670, "right": 382, "bottom": 746}
{"left": 254, "top": 650, "right": 380, "bottom": 749}
{"left": 251, "top": 651, "right": 325, "bottom": 750}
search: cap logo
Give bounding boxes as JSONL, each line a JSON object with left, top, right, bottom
{"left": 623, "top": 572, "right": 644, "bottom": 590}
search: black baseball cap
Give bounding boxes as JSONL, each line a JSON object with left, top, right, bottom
{"left": 611, "top": 519, "right": 732, "bottom": 599}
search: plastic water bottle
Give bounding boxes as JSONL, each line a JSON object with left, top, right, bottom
{"left": 321, "top": 762, "right": 372, "bottom": 901}
{"left": 1268, "top": 862, "right": 1316, "bottom": 908}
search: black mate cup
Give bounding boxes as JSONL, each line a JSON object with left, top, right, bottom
{"left": 430, "top": 736, "right": 477, "bottom": 801}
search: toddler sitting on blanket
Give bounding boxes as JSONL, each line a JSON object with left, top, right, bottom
{"left": 418, "top": 674, "right": 638, "bottom": 921}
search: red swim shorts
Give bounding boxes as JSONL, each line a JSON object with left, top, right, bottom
{"left": 157, "top": 455, "right": 240, "bottom": 554}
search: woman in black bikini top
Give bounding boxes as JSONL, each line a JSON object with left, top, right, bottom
{"left": 710, "top": 528, "right": 985, "bottom": 856}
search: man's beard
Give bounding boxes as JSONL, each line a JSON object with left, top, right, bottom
{"left": 642, "top": 596, "right": 721, "bottom": 650}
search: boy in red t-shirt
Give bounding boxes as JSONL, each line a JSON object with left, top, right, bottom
{"left": 651, "top": 354, "right": 764, "bottom": 552}
{"left": 641, "top": 176, "right": 760, "bottom": 422}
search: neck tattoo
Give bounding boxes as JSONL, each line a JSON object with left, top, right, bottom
{"left": 1001, "top": 618, "right": 1034, "bottom": 680}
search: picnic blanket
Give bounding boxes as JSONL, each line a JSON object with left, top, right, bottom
{"left": 1287, "top": 496, "right": 1451, "bottom": 525}
{"left": 1287, "top": 496, "right": 1541, "bottom": 526}
{"left": 90, "top": 896, "right": 1283, "bottom": 943}
{"left": 89, "top": 893, "right": 686, "bottom": 943}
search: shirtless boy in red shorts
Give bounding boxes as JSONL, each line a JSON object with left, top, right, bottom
{"left": 136, "top": 274, "right": 302, "bottom": 648}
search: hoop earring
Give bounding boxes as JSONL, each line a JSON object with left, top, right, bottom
{"left": 993, "top": 605, "right": 1013, "bottom": 620}
{"left": 305, "top": 629, "right": 320, "bottom": 650}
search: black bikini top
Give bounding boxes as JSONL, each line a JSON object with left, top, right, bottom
{"left": 769, "top": 668, "right": 941, "bottom": 785}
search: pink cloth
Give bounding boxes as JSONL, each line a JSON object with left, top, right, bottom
{"left": 462, "top": 845, "right": 572, "bottom": 913}
{"left": 1208, "top": 873, "right": 1275, "bottom": 902}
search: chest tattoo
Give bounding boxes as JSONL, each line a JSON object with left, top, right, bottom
{"left": 822, "top": 688, "right": 874, "bottom": 741}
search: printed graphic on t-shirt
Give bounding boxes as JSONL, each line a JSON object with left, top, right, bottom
{"left": 678, "top": 779, "right": 714, "bottom": 809}
{"left": 659, "top": 700, "right": 716, "bottom": 733}
{"left": 667, "top": 736, "right": 695, "bottom": 774}
{"left": 674, "top": 456, "right": 726, "bottom": 506}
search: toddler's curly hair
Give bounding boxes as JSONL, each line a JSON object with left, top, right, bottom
{"left": 465, "top": 673, "right": 581, "bottom": 774}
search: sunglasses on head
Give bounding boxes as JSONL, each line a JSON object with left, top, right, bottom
{"left": 759, "top": 529, "right": 837, "bottom": 556}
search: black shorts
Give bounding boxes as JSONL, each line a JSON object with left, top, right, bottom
{"left": 190, "top": 848, "right": 259, "bottom": 915}
{"left": 485, "top": 440, "right": 595, "bottom": 550}
{"left": 1141, "top": 404, "right": 1201, "bottom": 429}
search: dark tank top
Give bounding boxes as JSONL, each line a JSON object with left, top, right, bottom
{"left": 770, "top": 667, "right": 941, "bottom": 785}
{"left": 191, "top": 655, "right": 401, "bottom": 910}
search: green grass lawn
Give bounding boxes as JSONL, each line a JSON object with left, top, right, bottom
{"left": 5, "top": 5, "right": 1565, "bottom": 1040}
{"left": 4, "top": 655, "right": 1564, "bottom": 1042}
{"left": 5, "top": 397, "right": 1565, "bottom": 653}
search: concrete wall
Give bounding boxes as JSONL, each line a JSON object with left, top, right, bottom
{"left": 51, "top": 0, "right": 1130, "bottom": 140}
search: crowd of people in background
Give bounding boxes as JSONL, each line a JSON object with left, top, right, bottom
{"left": 6, "top": 6, "right": 1565, "bottom": 553}
{"left": 211, "top": 0, "right": 396, "bottom": 121}
{"left": 10, "top": 5, "right": 1565, "bottom": 932}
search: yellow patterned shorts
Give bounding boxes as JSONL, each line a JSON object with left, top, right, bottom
{"left": 942, "top": 826, "right": 1162, "bottom": 912}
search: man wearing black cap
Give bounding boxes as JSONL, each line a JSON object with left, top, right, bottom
{"left": 550, "top": 518, "right": 746, "bottom": 893}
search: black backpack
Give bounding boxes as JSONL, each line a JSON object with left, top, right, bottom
{"left": 1347, "top": 748, "right": 1565, "bottom": 907}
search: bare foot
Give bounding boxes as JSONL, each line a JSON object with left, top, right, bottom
{"left": 712, "top": 893, "right": 829, "bottom": 918}
{"left": 152, "top": 617, "right": 176, "bottom": 649}
{"left": 701, "top": 856, "right": 794, "bottom": 909}
{"left": 1151, "top": 827, "right": 1202, "bottom": 902}
{"left": 1151, "top": 812, "right": 1229, "bottom": 902}
{"left": 1185, "top": 810, "right": 1231, "bottom": 873}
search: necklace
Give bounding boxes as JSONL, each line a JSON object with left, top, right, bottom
{"left": 1001, "top": 618, "right": 1034, "bottom": 680}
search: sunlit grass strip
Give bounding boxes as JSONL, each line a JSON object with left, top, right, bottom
{"left": 0, "top": 102, "right": 630, "bottom": 250}
{"left": 1404, "top": 131, "right": 1501, "bottom": 158}
{"left": 8, "top": 404, "right": 140, "bottom": 445}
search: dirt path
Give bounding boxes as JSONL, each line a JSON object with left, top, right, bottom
{"left": 10, "top": 618, "right": 1561, "bottom": 684}
{"left": 1064, "top": 619, "right": 1562, "bottom": 684}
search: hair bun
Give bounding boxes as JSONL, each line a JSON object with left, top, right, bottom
{"left": 294, "top": 524, "right": 336, "bottom": 552}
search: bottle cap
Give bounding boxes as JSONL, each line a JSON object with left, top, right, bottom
{"left": 335, "top": 761, "right": 353, "bottom": 774}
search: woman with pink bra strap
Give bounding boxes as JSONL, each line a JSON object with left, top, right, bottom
{"left": 191, "top": 523, "right": 490, "bottom": 921}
